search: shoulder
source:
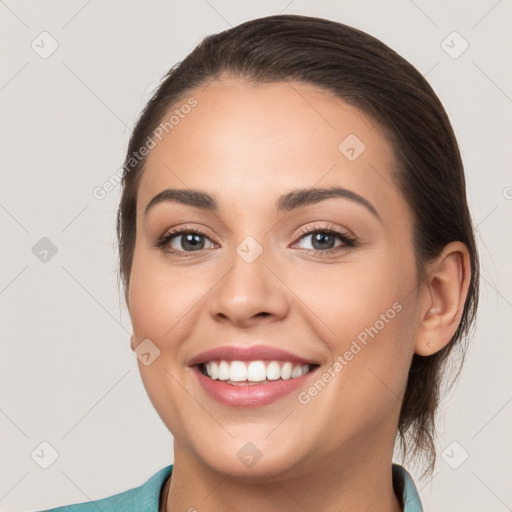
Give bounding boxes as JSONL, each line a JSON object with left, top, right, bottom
{"left": 35, "top": 465, "right": 173, "bottom": 512}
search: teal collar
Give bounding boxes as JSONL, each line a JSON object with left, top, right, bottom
{"left": 392, "top": 464, "right": 424, "bottom": 511}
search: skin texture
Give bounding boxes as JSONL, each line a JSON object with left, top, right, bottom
{"left": 127, "top": 79, "right": 471, "bottom": 512}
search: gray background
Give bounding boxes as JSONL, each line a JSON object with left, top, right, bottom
{"left": 1, "top": 1, "right": 511, "bottom": 511}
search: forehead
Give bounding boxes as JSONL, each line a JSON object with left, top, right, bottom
{"left": 137, "top": 79, "right": 404, "bottom": 222}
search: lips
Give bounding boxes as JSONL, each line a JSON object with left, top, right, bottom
{"left": 187, "top": 344, "right": 319, "bottom": 366}
{"left": 188, "top": 344, "right": 320, "bottom": 407}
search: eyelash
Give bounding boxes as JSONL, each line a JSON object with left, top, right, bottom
{"left": 153, "top": 223, "right": 357, "bottom": 258}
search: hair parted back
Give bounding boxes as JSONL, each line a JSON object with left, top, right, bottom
{"left": 116, "top": 14, "right": 479, "bottom": 477}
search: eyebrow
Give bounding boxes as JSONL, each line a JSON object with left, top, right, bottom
{"left": 144, "top": 186, "right": 380, "bottom": 219}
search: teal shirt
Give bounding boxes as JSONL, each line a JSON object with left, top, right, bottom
{"left": 39, "top": 463, "right": 423, "bottom": 511}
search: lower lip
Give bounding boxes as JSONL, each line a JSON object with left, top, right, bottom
{"left": 192, "top": 365, "right": 317, "bottom": 407}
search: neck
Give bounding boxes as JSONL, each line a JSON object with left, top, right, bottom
{"left": 164, "top": 440, "right": 403, "bottom": 512}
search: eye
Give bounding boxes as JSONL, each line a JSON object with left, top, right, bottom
{"left": 154, "top": 227, "right": 216, "bottom": 256}
{"left": 154, "top": 223, "right": 357, "bottom": 258}
{"left": 293, "top": 224, "right": 357, "bottom": 254}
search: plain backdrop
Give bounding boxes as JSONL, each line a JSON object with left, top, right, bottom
{"left": 1, "top": 1, "right": 511, "bottom": 511}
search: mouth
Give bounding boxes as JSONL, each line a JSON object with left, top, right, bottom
{"left": 196, "top": 359, "right": 320, "bottom": 386}
{"left": 188, "top": 344, "right": 321, "bottom": 406}
{"left": 192, "top": 359, "right": 320, "bottom": 407}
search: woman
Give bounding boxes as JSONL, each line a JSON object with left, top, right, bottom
{"left": 40, "top": 13, "right": 478, "bottom": 512}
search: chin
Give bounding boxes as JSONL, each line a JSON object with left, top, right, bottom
{"left": 186, "top": 433, "right": 308, "bottom": 481}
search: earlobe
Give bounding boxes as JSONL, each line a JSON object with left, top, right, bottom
{"left": 414, "top": 242, "right": 471, "bottom": 356}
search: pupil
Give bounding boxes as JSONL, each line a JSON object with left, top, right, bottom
{"left": 312, "top": 232, "right": 334, "bottom": 250}
{"left": 182, "top": 233, "right": 204, "bottom": 251}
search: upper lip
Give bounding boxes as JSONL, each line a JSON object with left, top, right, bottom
{"left": 188, "top": 344, "right": 319, "bottom": 366}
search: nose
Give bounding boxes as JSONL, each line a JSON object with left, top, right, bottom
{"left": 208, "top": 243, "right": 290, "bottom": 329}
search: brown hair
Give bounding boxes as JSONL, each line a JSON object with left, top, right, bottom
{"left": 116, "top": 14, "right": 479, "bottom": 476}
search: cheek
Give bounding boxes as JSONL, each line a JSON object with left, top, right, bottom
{"left": 296, "top": 271, "right": 416, "bottom": 452}
{"left": 295, "top": 250, "right": 413, "bottom": 345}
{"left": 128, "top": 247, "right": 201, "bottom": 344}
{"left": 127, "top": 249, "right": 199, "bottom": 435}
{"left": 296, "top": 250, "right": 416, "bottom": 403}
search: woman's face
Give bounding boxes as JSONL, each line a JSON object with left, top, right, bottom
{"left": 128, "top": 79, "right": 423, "bottom": 478}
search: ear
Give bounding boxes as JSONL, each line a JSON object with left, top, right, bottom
{"left": 414, "top": 241, "right": 472, "bottom": 356}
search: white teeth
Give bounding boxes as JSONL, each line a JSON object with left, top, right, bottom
{"left": 218, "top": 360, "right": 230, "bottom": 380}
{"left": 209, "top": 361, "right": 218, "bottom": 380}
{"left": 247, "top": 361, "right": 266, "bottom": 381}
{"left": 281, "top": 362, "right": 292, "bottom": 380}
{"left": 266, "top": 361, "right": 281, "bottom": 380}
{"left": 229, "top": 361, "right": 247, "bottom": 382}
{"left": 203, "top": 360, "right": 312, "bottom": 382}
{"left": 292, "top": 364, "right": 309, "bottom": 378}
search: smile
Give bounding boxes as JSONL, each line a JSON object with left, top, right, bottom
{"left": 188, "top": 344, "right": 320, "bottom": 406}
{"left": 199, "top": 360, "right": 315, "bottom": 385}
